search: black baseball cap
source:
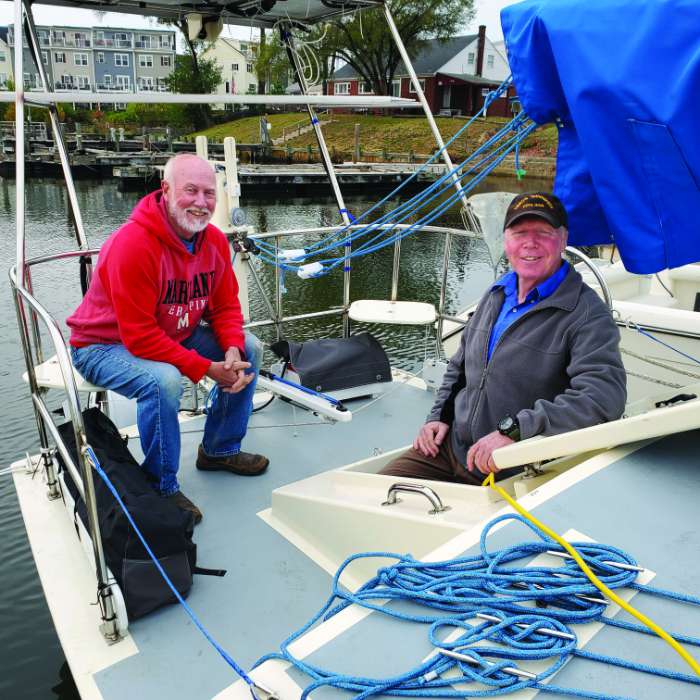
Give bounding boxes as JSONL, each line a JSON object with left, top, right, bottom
{"left": 503, "top": 192, "right": 568, "bottom": 231}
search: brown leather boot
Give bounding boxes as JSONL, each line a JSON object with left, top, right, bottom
{"left": 166, "top": 490, "right": 203, "bottom": 525}
{"left": 196, "top": 446, "right": 269, "bottom": 476}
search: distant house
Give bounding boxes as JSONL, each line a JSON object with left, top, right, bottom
{"left": 0, "top": 28, "right": 13, "bottom": 89}
{"left": 202, "top": 37, "right": 259, "bottom": 108}
{"left": 3, "top": 23, "right": 176, "bottom": 105}
{"left": 328, "top": 27, "right": 514, "bottom": 117}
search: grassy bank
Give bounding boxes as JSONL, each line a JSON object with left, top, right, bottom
{"left": 193, "top": 112, "right": 557, "bottom": 176}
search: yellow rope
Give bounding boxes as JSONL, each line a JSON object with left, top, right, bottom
{"left": 482, "top": 472, "right": 700, "bottom": 676}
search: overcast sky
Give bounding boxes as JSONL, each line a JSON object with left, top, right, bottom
{"left": 0, "top": 0, "right": 518, "bottom": 43}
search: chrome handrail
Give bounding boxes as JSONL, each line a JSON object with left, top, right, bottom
{"left": 566, "top": 245, "right": 613, "bottom": 310}
{"left": 381, "top": 482, "right": 451, "bottom": 515}
{"left": 9, "top": 265, "right": 121, "bottom": 642}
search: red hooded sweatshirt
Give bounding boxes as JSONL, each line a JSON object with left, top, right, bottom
{"left": 67, "top": 190, "right": 245, "bottom": 383}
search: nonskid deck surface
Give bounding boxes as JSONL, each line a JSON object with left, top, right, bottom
{"left": 279, "top": 430, "right": 700, "bottom": 700}
{"left": 93, "top": 380, "right": 436, "bottom": 699}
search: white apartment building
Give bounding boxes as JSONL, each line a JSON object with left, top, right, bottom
{"left": 201, "top": 37, "right": 258, "bottom": 108}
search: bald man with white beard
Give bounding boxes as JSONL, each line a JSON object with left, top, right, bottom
{"left": 68, "top": 154, "right": 268, "bottom": 524}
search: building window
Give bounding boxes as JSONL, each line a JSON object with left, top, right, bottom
{"left": 139, "top": 55, "right": 153, "bottom": 68}
{"left": 115, "top": 54, "right": 129, "bottom": 67}
{"left": 0, "top": 73, "right": 7, "bottom": 87}
{"left": 240, "top": 43, "right": 248, "bottom": 52}
{"left": 231, "top": 63, "right": 239, "bottom": 71}
{"left": 408, "top": 79, "right": 426, "bottom": 94}
{"left": 97, "top": 52, "right": 105, "bottom": 64}
{"left": 157, "top": 77, "right": 168, "bottom": 90}
{"left": 334, "top": 81, "right": 350, "bottom": 95}
{"left": 77, "top": 75, "right": 90, "bottom": 89}
{"left": 391, "top": 79, "right": 401, "bottom": 97}
{"left": 116, "top": 75, "right": 130, "bottom": 89}
{"left": 467, "top": 52, "right": 475, "bottom": 65}
{"left": 359, "top": 81, "right": 373, "bottom": 94}
{"left": 246, "top": 63, "right": 253, "bottom": 73}
{"left": 138, "top": 76, "right": 154, "bottom": 90}
{"left": 54, "top": 52, "right": 66, "bottom": 63}
{"left": 41, "top": 51, "right": 48, "bottom": 65}
{"left": 481, "top": 87, "right": 491, "bottom": 96}
{"left": 115, "top": 33, "right": 131, "bottom": 48}
{"left": 159, "top": 36, "right": 171, "bottom": 49}
{"left": 487, "top": 54, "right": 495, "bottom": 68}
{"left": 160, "top": 55, "right": 171, "bottom": 67}
{"left": 0, "top": 53, "right": 6, "bottom": 63}
{"left": 60, "top": 74, "right": 73, "bottom": 87}
{"left": 74, "top": 53, "right": 88, "bottom": 66}
{"left": 103, "top": 74, "right": 112, "bottom": 86}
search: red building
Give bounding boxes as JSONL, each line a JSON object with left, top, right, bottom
{"left": 328, "top": 27, "right": 516, "bottom": 117}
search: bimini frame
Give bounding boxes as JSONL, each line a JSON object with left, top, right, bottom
{"left": 9, "top": 0, "right": 482, "bottom": 642}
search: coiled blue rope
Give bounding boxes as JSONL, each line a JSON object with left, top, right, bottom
{"left": 255, "top": 513, "right": 700, "bottom": 699}
{"left": 77, "top": 455, "right": 700, "bottom": 700}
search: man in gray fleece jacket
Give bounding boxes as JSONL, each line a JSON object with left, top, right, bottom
{"left": 381, "top": 192, "right": 626, "bottom": 483}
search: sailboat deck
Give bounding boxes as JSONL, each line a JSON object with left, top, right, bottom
{"left": 13, "top": 374, "right": 700, "bottom": 700}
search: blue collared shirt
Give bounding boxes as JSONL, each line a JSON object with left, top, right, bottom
{"left": 487, "top": 261, "right": 570, "bottom": 360}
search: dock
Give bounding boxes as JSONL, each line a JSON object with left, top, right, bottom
{"left": 112, "top": 161, "right": 441, "bottom": 195}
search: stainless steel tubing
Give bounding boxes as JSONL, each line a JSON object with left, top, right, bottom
{"left": 244, "top": 308, "right": 344, "bottom": 330}
{"left": 381, "top": 482, "right": 451, "bottom": 515}
{"left": 31, "top": 395, "right": 85, "bottom": 501}
{"left": 280, "top": 23, "right": 352, "bottom": 336}
{"left": 10, "top": 276, "right": 60, "bottom": 499}
{"left": 250, "top": 224, "right": 472, "bottom": 241}
{"left": 23, "top": 3, "right": 91, "bottom": 262}
{"left": 274, "top": 236, "right": 283, "bottom": 341}
{"left": 11, "top": 276, "right": 120, "bottom": 641}
{"left": 25, "top": 247, "right": 102, "bottom": 267}
{"left": 390, "top": 237, "right": 401, "bottom": 302}
{"left": 566, "top": 245, "right": 613, "bottom": 310}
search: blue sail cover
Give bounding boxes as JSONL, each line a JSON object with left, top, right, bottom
{"left": 501, "top": 0, "right": 700, "bottom": 273}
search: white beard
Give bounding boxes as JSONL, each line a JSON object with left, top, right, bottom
{"left": 167, "top": 200, "right": 212, "bottom": 236}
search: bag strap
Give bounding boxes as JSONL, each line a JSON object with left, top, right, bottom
{"left": 193, "top": 565, "right": 227, "bottom": 577}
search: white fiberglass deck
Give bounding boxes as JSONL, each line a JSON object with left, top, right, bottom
{"left": 13, "top": 372, "right": 700, "bottom": 700}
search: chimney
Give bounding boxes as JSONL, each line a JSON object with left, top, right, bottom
{"left": 476, "top": 24, "right": 486, "bottom": 77}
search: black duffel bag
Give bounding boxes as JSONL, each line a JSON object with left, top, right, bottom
{"left": 271, "top": 332, "right": 391, "bottom": 393}
{"left": 56, "top": 408, "right": 196, "bottom": 620}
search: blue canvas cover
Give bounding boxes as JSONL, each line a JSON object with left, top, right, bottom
{"left": 501, "top": 0, "right": 700, "bottom": 273}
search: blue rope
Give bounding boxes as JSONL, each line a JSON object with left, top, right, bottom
{"left": 254, "top": 109, "right": 530, "bottom": 267}
{"left": 85, "top": 447, "right": 258, "bottom": 698}
{"left": 255, "top": 514, "right": 699, "bottom": 699}
{"left": 633, "top": 324, "right": 700, "bottom": 366}
{"left": 308, "top": 122, "right": 538, "bottom": 274}
{"left": 255, "top": 77, "right": 514, "bottom": 259}
{"left": 253, "top": 79, "right": 526, "bottom": 270}
{"left": 75, "top": 458, "right": 700, "bottom": 700}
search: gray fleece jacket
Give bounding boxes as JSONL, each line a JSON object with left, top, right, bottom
{"left": 428, "top": 267, "right": 627, "bottom": 466}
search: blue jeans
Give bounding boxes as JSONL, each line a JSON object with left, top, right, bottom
{"left": 71, "top": 326, "right": 261, "bottom": 496}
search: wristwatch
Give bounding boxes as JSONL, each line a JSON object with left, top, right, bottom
{"left": 498, "top": 414, "right": 521, "bottom": 441}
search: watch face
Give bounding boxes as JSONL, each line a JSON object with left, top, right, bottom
{"left": 499, "top": 416, "right": 514, "bottom": 432}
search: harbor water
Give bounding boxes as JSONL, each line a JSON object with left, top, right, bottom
{"left": 0, "top": 175, "right": 548, "bottom": 698}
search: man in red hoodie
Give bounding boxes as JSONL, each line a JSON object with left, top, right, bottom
{"left": 67, "top": 154, "right": 268, "bottom": 524}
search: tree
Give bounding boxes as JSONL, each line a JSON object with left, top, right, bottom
{"left": 253, "top": 33, "right": 291, "bottom": 94}
{"left": 165, "top": 51, "right": 222, "bottom": 130}
{"left": 160, "top": 18, "right": 222, "bottom": 130}
{"left": 328, "top": 0, "right": 475, "bottom": 95}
